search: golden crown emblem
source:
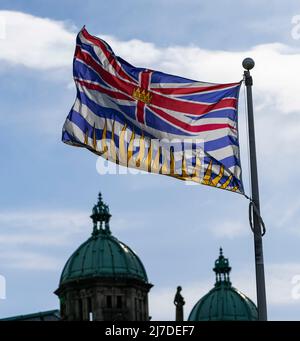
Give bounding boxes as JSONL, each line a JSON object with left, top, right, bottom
{"left": 132, "top": 87, "right": 152, "bottom": 104}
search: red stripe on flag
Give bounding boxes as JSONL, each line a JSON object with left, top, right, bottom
{"left": 151, "top": 83, "right": 239, "bottom": 95}
{"left": 81, "top": 28, "right": 137, "bottom": 85}
{"left": 150, "top": 93, "right": 237, "bottom": 116}
{"left": 75, "top": 79, "right": 134, "bottom": 101}
{"left": 136, "top": 101, "right": 145, "bottom": 124}
{"left": 149, "top": 105, "right": 235, "bottom": 133}
{"left": 140, "top": 70, "right": 152, "bottom": 90}
{"left": 75, "top": 47, "right": 135, "bottom": 97}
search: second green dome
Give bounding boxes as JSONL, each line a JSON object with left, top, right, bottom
{"left": 188, "top": 283, "right": 258, "bottom": 321}
{"left": 188, "top": 248, "right": 258, "bottom": 321}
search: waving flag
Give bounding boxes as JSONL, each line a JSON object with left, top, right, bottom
{"left": 62, "top": 27, "right": 243, "bottom": 193}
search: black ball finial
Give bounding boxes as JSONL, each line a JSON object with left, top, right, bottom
{"left": 242, "top": 57, "right": 255, "bottom": 70}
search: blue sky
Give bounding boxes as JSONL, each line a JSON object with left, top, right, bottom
{"left": 1, "top": 0, "right": 300, "bottom": 320}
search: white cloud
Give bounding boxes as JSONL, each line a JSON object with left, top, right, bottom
{"left": 101, "top": 35, "right": 162, "bottom": 66}
{"left": 149, "top": 287, "right": 176, "bottom": 321}
{"left": 231, "top": 263, "right": 300, "bottom": 306}
{"left": 269, "top": 199, "right": 300, "bottom": 234}
{"left": 0, "top": 210, "right": 89, "bottom": 271}
{"left": 0, "top": 210, "right": 89, "bottom": 239}
{"left": 149, "top": 280, "right": 211, "bottom": 321}
{"left": 265, "top": 263, "right": 300, "bottom": 305}
{"left": 0, "top": 209, "right": 144, "bottom": 247}
{"left": 108, "top": 38, "right": 300, "bottom": 114}
{"left": 0, "top": 250, "right": 60, "bottom": 271}
{"left": 2, "top": 11, "right": 300, "bottom": 171}
{"left": 2, "top": 10, "right": 300, "bottom": 115}
{"left": 0, "top": 209, "right": 147, "bottom": 271}
{"left": 233, "top": 263, "right": 300, "bottom": 307}
{"left": 0, "top": 11, "right": 75, "bottom": 69}
{"left": 211, "top": 220, "right": 248, "bottom": 239}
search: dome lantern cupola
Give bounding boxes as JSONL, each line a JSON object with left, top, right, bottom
{"left": 90, "top": 192, "right": 112, "bottom": 235}
{"left": 213, "top": 247, "right": 231, "bottom": 286}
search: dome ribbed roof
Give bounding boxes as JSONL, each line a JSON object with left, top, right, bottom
{"left": 60, "top": 230, "right": 148, "bottom": 284}
{"left": 59, "top": 193, "right": 148, "bottom": 285}
{"left": 188, "top": 283, "right": 258, "bottom": 321}
{"left": 188, "top": 248, "right": 258, "bottom": 321}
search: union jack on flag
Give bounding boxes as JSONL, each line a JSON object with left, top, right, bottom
{"left": 62, "top": 27, "right": 244, "bottom": 193}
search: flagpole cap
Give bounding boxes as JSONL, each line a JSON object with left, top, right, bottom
{"left": 242, "top": 58, "right": 255, "bottom": 70}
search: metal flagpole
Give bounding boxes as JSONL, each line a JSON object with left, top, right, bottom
{"left": 242, "top": 58, "right": 268, "bottom": 321}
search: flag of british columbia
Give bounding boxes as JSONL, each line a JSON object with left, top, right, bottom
{"left": 62, "top": 27, "right": 244, "bottom": 194}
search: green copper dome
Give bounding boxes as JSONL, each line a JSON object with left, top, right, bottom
{"left": 188, "top": 248, "right": 258, "bottom": 321}
{"left": 60, "top": 193, "right": 148, "bottom": 285}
